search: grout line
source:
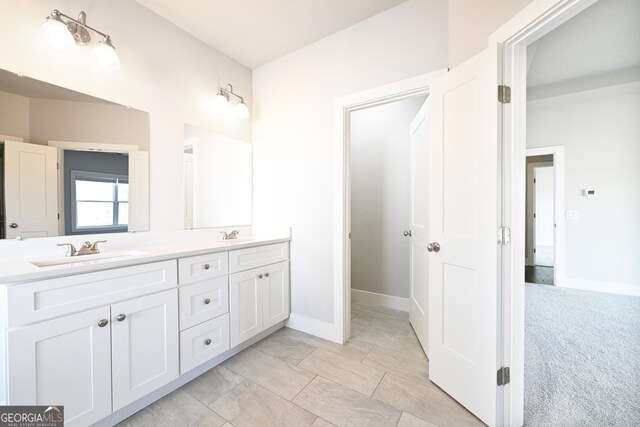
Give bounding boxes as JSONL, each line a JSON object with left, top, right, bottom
{"left": 290, "top": 372, "right": 317, "bottom": 402}
{"left": 370, "top": 371, "right": 386, "bottom": 397}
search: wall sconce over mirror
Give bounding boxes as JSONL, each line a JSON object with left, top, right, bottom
{"left": 213, "top": 84, "right": 250, "bottom": 119}
{"left": 40, "top": 9, "right": 120, "bottom": 71}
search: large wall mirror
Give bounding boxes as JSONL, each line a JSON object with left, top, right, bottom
{"left": 0, "top": 69, "right": 150, "bottom": 239}
{"left": 183, "top": 125, "right": 252, "bottom": 229}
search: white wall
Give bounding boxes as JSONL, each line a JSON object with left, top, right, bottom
{"left": 0, "top": 0, "right": 252, "bottom": 235}
{"left": 533, "top": 165, "right": 554, "bottom": 266}
{"left": 252, "top": 0, "right": 447, "bottom": 327}
{"left": 350, "top": 96, "right": 426, "bottom": 299}
{"left": 448, "top": 0, "right": 534, "bottom": 67}
{"left": 527, "top": 83, "right": 640, "bottom": 292}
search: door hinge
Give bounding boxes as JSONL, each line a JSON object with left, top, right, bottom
{"left": 57, "top": 162, "right": 60, "bottom": 170}
{"left": 498, "top": 85, "right": 511, "bottom": 103}
{"left": 497, "top": 227, "right": 511, "bottom": 245}
{"left": 57, "top": 213, "right": 60, "bottom": 220}
{"left": 497, "top": 367, "right": 510, "bottom": 386}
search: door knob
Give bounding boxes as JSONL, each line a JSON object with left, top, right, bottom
{"left": 204, "top": 263, "right": 211, "bottom": 270}
{"left": 9, "top": 223, "right": 18, "bottom": 229}
{"left": 403, "top": 230, "right": 411, "bottom": 237}
{"left": 205, "top": 339, "right": 212, "bottom": 346}
{"left": 117, "top": 314, "right": 127, "bottom": 322}
{"left": 204, "top": 298, "right": 211, "bottom": 305}
{"left": 98, "top": 319, "right": 109, "bottom": 327}
{"left": 427, "top": 242, "right": 441, "bottom": 253}
{"left": 264, "top": 272, "right": 270, "bottom": 278}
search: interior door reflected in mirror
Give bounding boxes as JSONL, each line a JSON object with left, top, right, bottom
{"left": 0, "top": 68, "right": 150, "bottom": 239}
{"left": 183, "top": 125, "right": 252, "bottom": 229}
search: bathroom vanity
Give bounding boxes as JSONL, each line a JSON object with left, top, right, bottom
{"left": 0, "top": 235, "right": 290, "bottom": 427}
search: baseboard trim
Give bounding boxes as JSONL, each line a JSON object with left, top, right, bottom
{"left": 285, "top": 313, "right": 341, "bottom": 343}
{"left": 558, "top": 278, "right": 640, "bottom": 297}
{"left": 351, "top": 289, "right": 409, "bottom": 312}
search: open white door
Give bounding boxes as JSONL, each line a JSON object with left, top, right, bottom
{"left": 4, "top": 141, "right": 58, "bottom": 239}
{"left": 409, "top": 98, "right": 430, "bottom": 357}
{"left": 427, "top": 50, "right": 498, "bottom": 426}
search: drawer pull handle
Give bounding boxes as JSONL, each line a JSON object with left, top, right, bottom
{"left": 98, "top": 319, "right": 109, "bottom": 328}
{"left": 205, "top": 339, "right": 212, "bottom": 346}
{"left": 117, "top": 314, "right": 127, "bottom": 322}
{"left": 204, "top": 298, "right": 211, "bottom": 305}
{"left": 258, "top": 274, "right": 263, "bottom": 279}
{"left": 204, "top": 264, "right": 211, "bottom": 270}
{"left": 265, "top": 272, "right": 270, "bottom": 278}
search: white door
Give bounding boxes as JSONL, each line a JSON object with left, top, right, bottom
{"left": 229, "top": 267, "right": 263, "bottom": 346}
{"left": 427, "top": 50, "right": 498, "bottom": 426}
{"left": 7, "top": 307, "right": 112, "bottom": 427}
{"left": 4, "top": 141, "right": 58, "bottom": 238}
{"left": 534, "top": 166, "right": 554, "bottom": 266}
{"left": 409, "top": 99, "right": 430, "bottom": 357}
{"left": 111, "top": 289, "right": 179, "bottom": 411}
{"left": 262, "top": 261, "right": 290, "bottom": 329}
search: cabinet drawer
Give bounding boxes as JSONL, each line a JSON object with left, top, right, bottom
{"left": 229, "top": 243, "right": 289, "bottom": 273}
{"left": 178, "top": 252, "right": 228, "bottom": 285}
{"left": 180, "top": 314, "right": 230, "bottom": 374}
{"left": 179, "top": 277, "right": 229, "bottom": 331}
{"left": 7, "top": 260, "right": 177, "bottom": 327}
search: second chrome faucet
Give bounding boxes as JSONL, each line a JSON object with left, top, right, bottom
{"left": 57, "top": 240, "right": 107, "bottom": 257}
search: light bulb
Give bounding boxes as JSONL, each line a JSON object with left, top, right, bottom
{"left": 91, "top": 38, "right": 120, "bottom": 71}
{"left": 212, "top": 93, "right": 231, "bottom": 114}
{"left": 233, "top": 100, "right": 250, "bottom": 119}
{"left": 39, "top": 17, "right": 76, "bottom": 50}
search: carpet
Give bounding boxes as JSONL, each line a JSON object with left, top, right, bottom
{"left": 524, "top": 283, "right": 640, "bottom": 426}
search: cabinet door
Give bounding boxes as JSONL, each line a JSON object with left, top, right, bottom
{"left": 229, "top": 267, "right": 263, "bottom": 347}
{"left": 111, "top": 289, "right": 179, "bottom": 411}
{"left": 263, "top": 261, "right": 291, "bottom": 329}
{"left": 7, "top": 306, "right": 112, "bottom": 427}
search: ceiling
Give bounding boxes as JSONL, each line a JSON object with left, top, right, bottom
{"left": 527, "top": 0, "right": 640, "bottom": 87}
{"left": 0, "top": 70, "right": 114, "bottom": 104}
{"left": 134, "top": 0, "right": 410, "bottom": 69}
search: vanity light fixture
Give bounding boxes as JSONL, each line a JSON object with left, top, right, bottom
{"left": 213, "top": 84, "right": 250, "bottom": 119}
{"left": 40, "top": 9, "right": 120, "bottom": 71}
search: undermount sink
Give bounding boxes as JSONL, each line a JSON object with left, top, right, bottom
{"left": 31, "top": 250, "right": 149, "bottom": 268}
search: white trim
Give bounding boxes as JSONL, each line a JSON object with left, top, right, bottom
{"left": 351, "top": 289, "right": 409, "bottom": 312}
{"left": 285, "top": 313, "right": 341, "bottom": 343}
{"left": 526, "top": 146, "right": 565, "bottom": 286}
{"left": 491, "top": 1, "right": 599, "bottom": 425}
{"left": 333, "top": 70, "right": 446, "bottom": 344}
{"left": 560, "top": 279, "right": 640, "bottom": 297}
{"left": 48, "top": 140, "right": 139, "bottom": 152}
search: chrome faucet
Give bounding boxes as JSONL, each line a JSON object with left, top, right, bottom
{"left": 57, "top": 240, "right": 107, "bottom": 257}
{"left": 220, "top": 230, "right": 240, "bottom": 240}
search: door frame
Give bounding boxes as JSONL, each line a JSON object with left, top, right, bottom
{"left": 490, "top": 0, "right": 599, "bottom": 425}
{"left": 332, "top": 69, "right": 445, "bottom": 344}
{"left": 525, "top": 146, "right": 565, "bottom": 283}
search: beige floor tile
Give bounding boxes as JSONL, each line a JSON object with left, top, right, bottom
{"left": 210, "top": 380, "right": 316, "bottom": 427}
{"left": 372, "top": 374, "right": 484, "bottom": 427}
{"left": 251, "top": 328, "right": 316, "bottom": 365}
{"left": 349, "top": 316, "right": 370, "bottom": 337}
{"left": 311, "top": 417, "right": 337, "bottom": 426}
{"left": 353, "top": 312, "right": 415, "bottom": 336}
{"left": 357, "top": 324, "right": 423, "bottom": 353}
{"left": 279, "top": 327, "right": 375, "bottom": 362}
{"left": 362, "top": 344, "right": 429, "bottom": 383}
{"left": 222, "top": 348, "right": 315, "bottom": 400}
{"left": 118, "top": 389, "right": 226, "bottom": 427}
{"left": 293, "top": 377, "right": 402, "bottom": 427}
{"left": 182, "top": 366, "right": 245, "bottom": 406}
{"left": 351, "top": 303, "right": 406, "bottom": 320}
{"left": 397, "top": 412, "right": 438, "bottom": 427}
{"left": 298, "top": 348, "right": 385, "bottom": 396}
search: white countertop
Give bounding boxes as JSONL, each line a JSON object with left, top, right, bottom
{"left": 0, "top": 235, "right": 290, "bottom": 284}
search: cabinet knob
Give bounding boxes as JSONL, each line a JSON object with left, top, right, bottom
{"left": 117, "top": 314, "right": 127, "bottom": 322}
{"left": 204, "top": 298, "right": 211, "bottom": 305}
{"left": 9, "top": 223, "right": 18, "bottom": 229}
{"left": 98, "top": 319, "right": 109, "bottom": 327}
{"left": 204, "top": 263, "right": 211, "bottom": 270}
{"left": 205, "top": 339, "right": 212, "bottom": 346}
{"left": 264, "top": 272, "right": 270, "bottom": 278}
{"left": 258, "top": 274, "right": 263, "bottom": 279}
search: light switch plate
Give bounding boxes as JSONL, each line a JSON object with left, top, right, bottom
{"left": 566, "top": 210, "right": 579, "bottom": 220}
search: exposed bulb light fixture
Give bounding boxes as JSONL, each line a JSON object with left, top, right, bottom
{"left": 40, "top": 9, "right": 120, "bottom": 71}
{"left": 213, "top": 84, "right": 250, "bottom": 119}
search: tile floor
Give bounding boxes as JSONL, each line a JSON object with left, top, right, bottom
{"left": 118, "top": 303, "right": 484, "bottom": 427}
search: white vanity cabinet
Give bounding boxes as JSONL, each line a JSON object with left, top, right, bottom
{"left": 4, "top": 261, "right": 179, "bottom": 427}
{"left": 229, "top": 243, "right": 290, "bottom": 347}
